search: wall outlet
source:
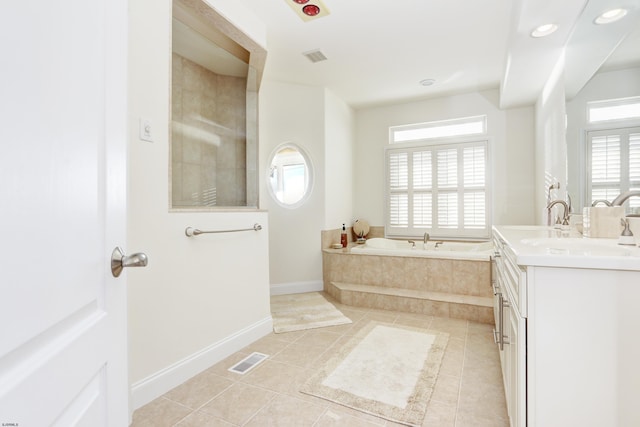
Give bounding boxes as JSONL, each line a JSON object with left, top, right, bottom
{"left": 139, "top": 118, "right": 153, "bottom": 142}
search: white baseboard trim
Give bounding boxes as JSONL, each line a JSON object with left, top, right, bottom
{"left": 270, "top": 280, "right": 324, "bottom": 296}
{"left": 130, "top": 316, "right": 273, "bottom": 410}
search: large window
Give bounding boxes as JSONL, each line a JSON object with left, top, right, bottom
{"left": 386, "top": 117, "right": 490, "bottom": 239}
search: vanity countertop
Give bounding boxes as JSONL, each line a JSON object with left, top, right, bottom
{"left": 493, "top": 225, "right": 640, "bottom": 271}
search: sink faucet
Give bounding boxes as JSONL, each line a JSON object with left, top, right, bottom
{"left": 546, "top": 199, "right": 570, "bottom": 226}
{"left": 423, "top": 232, "right": 430, "bottom": 244}
{"left": 591, "top": 199, "right": 613, "bottom": 207}
{"left": 611, "top": 190, "right": 640, "bottom": 207}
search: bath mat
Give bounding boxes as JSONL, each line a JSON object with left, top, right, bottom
{"left": 300, "top": 321, "right": 449, "bottom": 426}
{"left": 270, "top": 292, "right": 352, "bottom": 333}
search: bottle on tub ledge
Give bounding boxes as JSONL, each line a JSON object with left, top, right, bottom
{"left": 341, "top": 223, "right": 348, "bottom": 248}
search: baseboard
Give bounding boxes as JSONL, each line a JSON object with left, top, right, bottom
{"left": 270, "top": 280, "right": 324, "bottom": 296}
{"left": 130, "top": 315, "right": 273, "bottom": 410}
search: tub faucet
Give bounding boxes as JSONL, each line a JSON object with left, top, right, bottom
{"left": 612, "top": 190, "right": 640, "bottom": 207}
{"left": 423, "top": 232, "right": 430, "bottom": 244}
{"left": 546, "top": 199, "right": 570, "bottom": 226}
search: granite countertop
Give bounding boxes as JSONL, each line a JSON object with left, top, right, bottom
{"left": 493, "top": 225, "right": 640, "bottom": 271}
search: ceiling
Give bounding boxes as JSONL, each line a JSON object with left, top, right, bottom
{"left": 234, "top": 0, "right": 640, "bottom": 109}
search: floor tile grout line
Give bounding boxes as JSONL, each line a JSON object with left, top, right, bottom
{"left": 452, "top": 324, "right": 471, "bottom": 427}
{"left": 238, "top": 392, "right": 279, "bottom": 427}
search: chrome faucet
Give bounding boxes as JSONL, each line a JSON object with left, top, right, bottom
{"left": 591, "top": 199, "right": 613, "bottom": 207}
{"left": 546, "top": 199, "right": 570, "bottom": 226}
{"left": 423, "top": 232, "right": 430, "bottom": 244}
{"left": 612, "top": 190, "right": 640, "bottom": 207}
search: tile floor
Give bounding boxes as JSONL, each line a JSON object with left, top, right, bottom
{"left": 131, "top": 294, "right": 509, "bottom": 427}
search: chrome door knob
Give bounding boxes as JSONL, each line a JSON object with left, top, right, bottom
{"left": 111, "top": 247, "right": 148, "bottom": 277}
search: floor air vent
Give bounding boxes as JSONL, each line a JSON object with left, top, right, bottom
{"left": 228, "top": 352, "right": 269, "bottom": 375}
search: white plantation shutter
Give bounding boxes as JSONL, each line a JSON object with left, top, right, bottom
{"left": 464, "top": 192, "right": 486, "bottom": 228}
{"left": 389, "top": 152, "right": 408, "bottom": 189}
{"left": 437, "top": 149, "right": 457, "bottom": 188}
{"left": 386, "top": 140, "right": 489, "bottom": 239}
{"left": 437, "top": 192, "right": 458, "bottom": 228}
{"left": 630, "top": 134, "right": 640, "bottom": 183}
{"left": 389, "top": 194, "right": 408, "bottom": 226}
{"left": 587, "top": 127, "right": 640, "bottom": 212}
{"left": 413, "top": 193, "right": 432, "bottom": 228}
{"left": 413, "top": 151, "right": 432, "bottom": 188}
{"left": 388, "top": 152, "right": 409, "bottom": 226}
{"left": 629, "top": 133, "right": 640, "bottom": 212}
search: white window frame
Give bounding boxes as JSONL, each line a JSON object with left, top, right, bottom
{"left": 385, "top": 135, "right": 491, "bottom": 240}
{"left": 389, "top": 115, "right": 487, "bottom": 144}
{"left": 587, "top": 96, "right": 640, "bottom": 124}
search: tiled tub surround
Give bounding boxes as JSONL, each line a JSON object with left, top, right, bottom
{"left": 321, "top": 229, "right": 493, "bottom": 324}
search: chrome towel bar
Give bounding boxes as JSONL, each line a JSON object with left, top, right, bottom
{"left": 185, "top": 223, "right": 262, "bottom": 237}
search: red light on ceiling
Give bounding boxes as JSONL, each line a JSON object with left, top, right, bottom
{"left": 302, "top": 4, "right": 320, "bottom": 16}
{"left": 286, "top": 0, "right": 329, "bottom": 21}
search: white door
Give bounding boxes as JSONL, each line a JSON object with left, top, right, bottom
{"left": 0, "top": 0, "right": 131, "bottom": 425}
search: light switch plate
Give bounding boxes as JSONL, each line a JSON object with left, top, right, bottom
{"left": 139, "top": 118, "right": 153, "bottom": 142}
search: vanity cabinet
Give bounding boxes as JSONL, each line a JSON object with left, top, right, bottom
{"left": 492, "top": 235, "right": 526, "bottom": 427}
{"left": 493, "top": 226, "right": 640, "bottom": 427}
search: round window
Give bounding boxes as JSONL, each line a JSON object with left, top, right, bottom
{"left": 267, "top": 143, "right": 313, "bottom": 208}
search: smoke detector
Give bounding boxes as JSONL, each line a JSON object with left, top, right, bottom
{"left": 285, "top": 0, "right": 331, "bottom": 22}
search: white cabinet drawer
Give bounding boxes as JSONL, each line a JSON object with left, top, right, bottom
{"left": 501, "top": 244, "right": 527, "bottom": 317}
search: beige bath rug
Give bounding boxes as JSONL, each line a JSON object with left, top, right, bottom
{"left": 270, "top": 292, "right": 352, "bottom": 333}
{"left": 300, "top": 321, "right": 449, "bottom": 426}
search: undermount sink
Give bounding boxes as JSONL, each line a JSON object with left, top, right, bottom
{"left": 519, "top": 237, "right": 637, "bottom": 257}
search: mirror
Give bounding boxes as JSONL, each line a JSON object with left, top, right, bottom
{"left": 170, "top": 0, "right": 265, "bottom": 210}
{"left": 564, "top": 8, "right": 640, "bottom": 212}
{"left": 267, "top": 144, "right": 314, "bottom": 208}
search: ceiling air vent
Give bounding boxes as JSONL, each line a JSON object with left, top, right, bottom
{"left": 303, "top": 49, "right": 327, "bottom": 63}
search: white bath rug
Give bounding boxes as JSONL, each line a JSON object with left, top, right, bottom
{"left": 270, "top": 292, "right": 352, "bottom": 333}
{"left": 300, "top": 321, "right": 449, "bottom": 426}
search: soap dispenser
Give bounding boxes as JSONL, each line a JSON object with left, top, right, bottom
{"left": 618, "top": 218, "right": 635, "bottom": 245}
{"left": 340, "top": 224, "right": 348, "bottom": 248}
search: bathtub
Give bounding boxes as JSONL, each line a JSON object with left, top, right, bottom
{"left": 350, "top": 237, "right": 493, "bottom": 261}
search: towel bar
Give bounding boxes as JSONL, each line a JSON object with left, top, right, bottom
{"left": 185, "top": 223, "right": 262, "bottom": 237}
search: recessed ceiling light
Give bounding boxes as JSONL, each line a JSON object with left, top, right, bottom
{"left": 420, "top": 79, "right": 436, "bottom": 87}
{"left": 594, "top": 8, "right": 628, "bottom": 24}
{"left": 531, "top": 23, "right": 558, "bottom": 38}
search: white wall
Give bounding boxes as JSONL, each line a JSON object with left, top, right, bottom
{"left": 324, "top": 90, "right": 355, "bottom": 229}
{"left": 127, "top": 0, "right": 271, "bottom": 409}
{"left": 534, "top": 58, "right": 568, "bottom": 224}
{"left": 353, "top": 89, "right": 536, "bottom": 229}
{"left": 566, "top": 66, "right": 640, "bottom": 210}
{"left": 259, "top": 81, "right": 354, "bottom": 291}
